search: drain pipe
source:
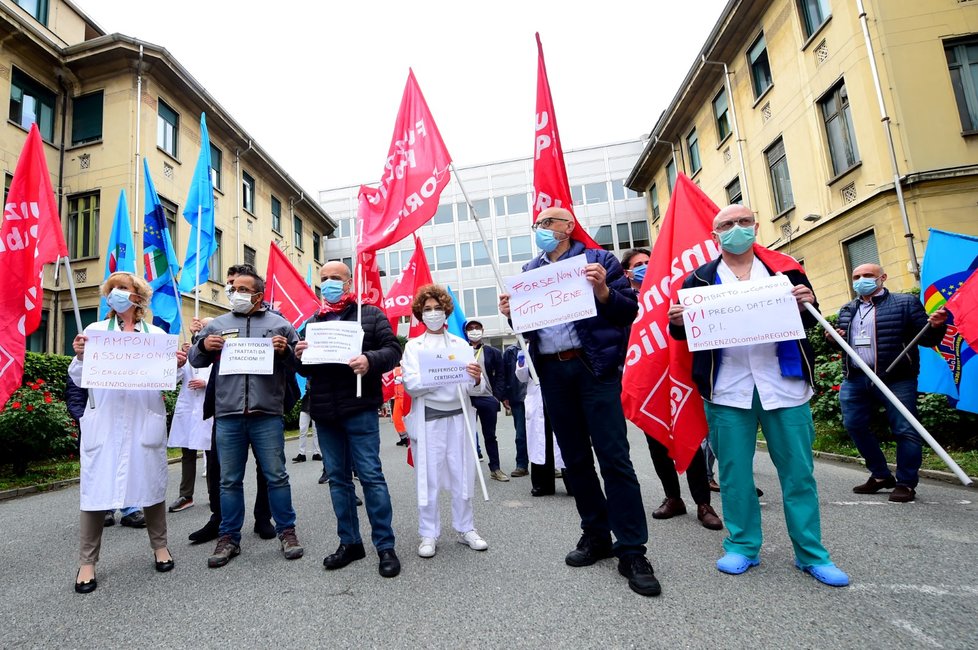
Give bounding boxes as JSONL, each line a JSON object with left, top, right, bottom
{"left": 134, "top": 44, "right": 143, "bottom": 239}
{"left": 702, "top": 56, "right": 750, "bottom": 208}
{"left": 234, "top": 138, "right": 253, "bottom": 262}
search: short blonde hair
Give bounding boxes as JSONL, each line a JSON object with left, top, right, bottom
{"left": 102, "top": 272, "right": 153, "bottom": 322}
{"left": 411, "top": 284, "right": 453, "bottom": 320}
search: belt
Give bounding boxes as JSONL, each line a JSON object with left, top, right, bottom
{"left": 537, "top": 348, "right": 583, "bottom": 362}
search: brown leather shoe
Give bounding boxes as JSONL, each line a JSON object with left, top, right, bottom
{"left": 697, "top": 503, "right": 723, "bottom": 530}
{"left": 652, "top": 497, "right": 687, "bottom": 519}
{"left": 708, "top": 479, "right": 720, "bottom": 492}
{"left": 853, "top": 475, "right": 896, "bottom": 494}
{"left": 888, "top": 485, "right": 916, "bottom": 503}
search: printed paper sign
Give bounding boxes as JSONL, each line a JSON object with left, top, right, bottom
{"left": 81, "top": 331, "right": 178, "bottom": 390}
{"left": 677, "top": 276, "right": 806, "bottom": 351}
{"left": 219, "top": 338, "right": 275, "bottom": 375}
{"left": 504, "top": 254, "right": 597, "bottom": 332}
{"left": 417, "top": 346, "right": 476, "bottom": 388}
{"left": 302, "top": 321, "right": 364, "bottom": 365}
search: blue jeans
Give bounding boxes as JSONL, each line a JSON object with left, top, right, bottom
{"left": 316, "top": 409, "right": 395, "bottom": 552}
{"left": 841, "top": 376, "right": 922, "bottom": 487}
{"left": 511, "top": 401, "right": 528, "bottom": 470}
{"left": 215, "top": 415, "right": 296, "bottom": 543}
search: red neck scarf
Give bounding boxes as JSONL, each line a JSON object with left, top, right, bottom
{"left": 319, "top": 293, "right": 356, "bottom": 315}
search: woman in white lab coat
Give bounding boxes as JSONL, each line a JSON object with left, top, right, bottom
{"left": 401, "top": 284, "right": 489, "bottom": 559}
{"left": 68, "top": 272, "right": 186, "bottom": 593}
{"left": 167, "top": 342, "right": 213, "bottom": 511}
{"left": 515, "top": 349, "right": 565, "bottom": 472}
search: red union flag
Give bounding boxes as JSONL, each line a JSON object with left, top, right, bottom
{"left": 621, "top": 174, "right": 719, "bottom": 473}
{"left": 0, "top": 124, "right": 68, "bottom": 406}
{"left": 948, "top": 270, "right": 978, "bottom": 348}
{"left": 357, "top": 69, "right": 452, "bottom": 255}
{"left": 355, "top": 249, "right": 385, "bottom": 309}
{"left": 383, "top": 235, "right": 433, "bottom": 336}
{"left": 265, "top": 242, "right": 321, "bottom": 330}
{"left": 532, "top": 33, "right": 599, "bottom": 249}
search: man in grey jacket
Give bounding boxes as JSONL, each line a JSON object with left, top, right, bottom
{"left": 189, "top": 268, "right": 304, "bottom": 568}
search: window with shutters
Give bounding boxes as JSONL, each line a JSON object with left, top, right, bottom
{"left": 945, "top": 37, "right": 978, "bottom": 132}
{"left": 726, "top": 177, "right": 742, "bottom": 205}
{"left": 765, "top": 137, "right": 794, "bottom": 214}
{"left": 843, "top": 231, "right": 880, "bottom": 282}
{"left": 71, "top": 91, "right": 103, "bottom": 145}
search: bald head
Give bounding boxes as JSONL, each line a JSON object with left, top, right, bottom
{"left": 852, "top": 263, "right": 885, "bottom": 281}
{"left": 713, "top": 204, "right": 754, "bottom": 230}
{"left": 320, "top": 261, "right": 352, "bottom": 283}
{"left": 539, "top": 207, "right": 574, "bottom": 222}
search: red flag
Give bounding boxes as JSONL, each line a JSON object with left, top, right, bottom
{"left": 753, "top": 243, "right": 805, "bottom": 275}
{"left": 0, "top": 125, "right": 68, "bottom": 406}
{"left": 265, "top": 242, "right": 321, "bottom": 330}
{"left": 354, "top": 249, "right": 385, "bottom": 309}
{"left": 532, "top": 34, "right": 599, "bottom": 249}
{"left": 383, "top": 236, "right": 433, "bottom": 336}
{"left": 947, "top": 270, "right": 978, "bottom": 348}
{"left": 621, "top": 174, "right": 720, "bottom": 473}
{"left": 381, "top": 370, "right": 396, "bottom": 402}
{"left": 357, "top": 70, "right": 452, "bottom": 255}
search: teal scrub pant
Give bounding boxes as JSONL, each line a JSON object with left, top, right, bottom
{"left": 704, "top": 391, "right": 832, "bottom": 567}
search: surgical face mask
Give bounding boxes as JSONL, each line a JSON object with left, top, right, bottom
{"left": 422, "top": 310, "right": 446, "bottom": 331}
{"left": 717, "top": 225, "right": 756, "bottom": 255}
{"left": 467, "top": 328, "right": 484, "bottom": 343}
{"left": 224, "top": 283, "right": 234, "bottom": 300}
{"left": 230, "top": 291, "right": 256, "bottom": 314}
{"left": 631, "top": 264, "right": 648, "bottom": 284}
{"left": 321, "top": 279, "right": 346, "bottom": 304}
{"left": 535, "top": 227, "right": 560, "bottom": 253}
{"left": 107, "top": 288, "right": 135, "bottom": 314}
{"left": 853, "top": 277, "right": 880, "bottom": 297}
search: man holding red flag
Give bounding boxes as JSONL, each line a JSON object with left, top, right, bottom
{"left": 668, "top": 203, "right": 849, "bottom": 588}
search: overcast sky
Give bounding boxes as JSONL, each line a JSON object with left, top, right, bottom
{"left": 77, "top": 0, "right": 728, "bottom": 193}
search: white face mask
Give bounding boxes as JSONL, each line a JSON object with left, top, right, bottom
{"left": 224, "top": 283, "right": 234, "bottom": 301}
{"left": 422, "top": 310, "right": 446, "bottom": 332}
{"left": 230, "top": 292, "right": 255, "bottom": 314}
{"left": 467, "top": 328, "right": 484, "bottom": 343}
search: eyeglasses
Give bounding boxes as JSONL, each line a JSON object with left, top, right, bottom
{"left": 714, "top": 217, "right": 756, "bottom": 233}
{"left": 532, "top": 217, "right": 571, "bottom": 230}
{"left": 231, "top": 287, "right": 258, "bottom": 295}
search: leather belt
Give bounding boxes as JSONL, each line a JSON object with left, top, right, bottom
{"left": 537, "top": 348, "right": 583, "bottom": 362}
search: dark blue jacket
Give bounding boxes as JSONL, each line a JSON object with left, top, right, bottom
{"left": 64, "top": 376, "right": 88, "bottom": 422}
{"left": 500, "top": 344, "right": 527, "bottom": 404}
{"left": 521, "top": 241, "right": 638, "bottom": 378}
{"left": 471, "top": 342, "right": 505, "bottom": 403}
{"left": 835, "top": 289, "right": 945, "bottom": 383}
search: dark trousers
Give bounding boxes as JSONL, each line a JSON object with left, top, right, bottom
{"left": 530, "top": 407, "right": 556, "bottom": 492}
{"left": 471, "top": 396, "right": 501, "bottom": 472}
{"left": 205, "top": 422, "right": 271, "bottom": 525}
{"left": 537, "top": 356, "right": 648, "bottom": 557}
{"left": 646, "top": 437, "right": 711, "bottom": 505}
{"left": 178, "top": 448, "right": 197, "bottom": 499}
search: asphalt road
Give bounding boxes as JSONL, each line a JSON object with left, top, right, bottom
{"left": 1, "top": 415, "right": 976, "bottom": 649}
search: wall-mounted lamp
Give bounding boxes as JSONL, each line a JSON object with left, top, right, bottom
{"left": 803, "top": 213, "right": 822, "bottom": 222}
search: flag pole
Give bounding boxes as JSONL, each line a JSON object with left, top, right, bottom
{"left": 449, "top": 163, "right": 540, "bottom": 386}
{"left": 194, "top": 204, "right": 201, "bottom": 318}
{"left": 61, "top": 256, "right": 94, "bottom": 408}
{"left": 457, "top": 385, "right": 490, "bottom": 501}
{"left": 883, "top": 323, "right": 933, "bottom": 376}
{"left": 354, "top": 213, "right": 363, "bottom": 398}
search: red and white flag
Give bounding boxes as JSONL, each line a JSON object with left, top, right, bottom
{"left": 948, "top": 269, "right": 978, "bottom": 348}
{"left": 532, "top": 33, "right": 599, "bottom": 249}
{"left": 0, "top": 124, "right": 68, "bottom": 405}
{"left": 357, "top": 69, "right": 452, "bottom": 256}
{"left": 383, "top": 235, "right": 433, "bottom": 336}
{"left": 621, "top": 174, "right": 719, "bottom": 473}
{"left": 265, "top": 242, "right": 321, "bottom": 330}
{"left": 354, "top": 248, "right": 385, "bottom": 309}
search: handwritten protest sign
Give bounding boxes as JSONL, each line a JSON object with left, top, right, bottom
{"left": 81, "top": 331, "right": 179, "bottom": 390}
{"left": 677, "top": 276, "right": 805, "bottom": 351}
{"left": 302, "top": 322, "right": 364, "bottom": 364}
{"left": 504, "top": 254, "right": 596, "bottom": 332}
{"left": 219, "top": 338, "right": 275, "bottom": 375}
{"left": 417, "top": 346, "right": 476, "bottom": 388}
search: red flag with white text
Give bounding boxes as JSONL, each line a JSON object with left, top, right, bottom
{"left": 0, "top": 124, "right": 68, "bottom": 406}
{"left": 532, "top": 33, "right": 599, "bottom": 249}
{"left": 357, "top": 70, "right": 452, "bottom": 255}
{"left": 265, "top": 242, "right": 321, "bottom": 330}
{"left": 621, "top": 174, "right": 719, "bottom": 473}
{"left": 354, "top": 249, "right": 385, "bottom": 309}
{"left": 383, "top": 235, "right": 433, "bottom": 337}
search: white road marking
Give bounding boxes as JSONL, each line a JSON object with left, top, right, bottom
{"left": 890, "top": 619, "right": 942, "bottom": 648}
{"left": 852, "top": 583, "right": 978, "bottom": 596}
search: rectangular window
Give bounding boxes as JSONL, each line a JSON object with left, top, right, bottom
{"left": 493, "top": 197, "right": 506, "bottom": 217}
{"left": 433, "top": 203, "right": 453, "bottom": 224}
{"left": 67, "top": 193, "right": 99, "bottom": 259}
{"left": 210, "top": 229, "right": 222, "bottom": 281}
{"left": 766, "top": 137, "right": 794, "bottom": 214}
{"left": 686, "top": 128, "right": 702, "bottom": 175}
{"left": 844, "top": 230, "right": 880, "bottom": 286}
{"left": 497, "top": 238, "right": 510, "bottom": 263}
{"left": 506, "top": 193, "right": 528, "bottom": 214}
{"left": 210, "top": 144, "right": 222, "bottom": 189}
{"left": 592, "top": 224, "right": 613, "bottom": 251}
{"left": 748, "top": 33, "right": 773, "bottom": 99}
{"left": 161, "top": 197, "right": 178, "bottom": 248}
{"left": 945, "top": 38, "right": 978, "bottom": 132}
{"left": 435, "top": 244, "right": 456, "bottom": 270}
{"left": 27, "top": 310, "right": 47, "bottom": 353}
{"left": 63, "top": 308, "right": 97, "bottom": 356}
{"left": 571, "top": 185, "right": 584, "bottom": 205}
{"left": 242, "top": 171, "right": 255, "bottom": 214}
{"left": 666, "top": 159, "right": 677, "bottom": 193}
{"left": 726, "top": 177, "right": 743, "bottom": 204}
{"left": 271, "top": 196, "right": 282, "bottom": 232}
{"left": 713, "top": 88, "right": 731, "bottom": 141}
{"left": 71, "top": 91, "right": 103, "bottom": 145}
{"left": 15, "top": 0, "right": 48, "bottom": 24}
{"left": 611, "top": 180, "right": 640, "bottom": 201}
{"left": 388, "top": 250, "right": 402, "bottom": 276}
{"left": 10, "top": 68, "right": 56, "bottom": 141}
{"left": 799, "top": 0, "right": 831, "bottom": 39}
{"left": 4, "top": 173, "right": 12, "bottom": 207}
{"left": 510, "top": 235, "right": 532, "bottom": 262}
{"left": 313, "top": 232, "right": 321, "bottom": 262}
{"left": 342, "top": 257, "right": 352, "bottom": 270}
{"left": 471, "top": 198, "right": 490, "bottom": 219}
{"left": 821, "top": 80, "right": 860, "bottom": 175}
{"left": 584, "top": 182, "right": 608, "bottom": 205}
{"left": 243, "top": 245, "right": 256, "bottom": 267}
{"left": 459, "top": 242, "right": 473, "bottom": 268}
{"left": 475, "top": 287, "right": 497, "bottom": 317}
{"left": 157, "top": 98, "right": 178, "bottom": 157}
{"left": 293, "top": 215, "right": 303, "bottom": 250}
{"left": 616, "top": 223, "right": 631, "bottom": 250}
{"left": 631, "top": 221, "right": 650, "bottom": 248}
{"left": 472, "top": 240, "right": 490, "bottom": 267}
{"left": 649, "top": 183, "right": 660, "bottom": 220}
{"left": 339, "top": 218, "right": 352, "bottom": 238}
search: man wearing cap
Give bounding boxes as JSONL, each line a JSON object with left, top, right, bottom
{"left": 464, "top": 319, "right": 509, "bottom": 482}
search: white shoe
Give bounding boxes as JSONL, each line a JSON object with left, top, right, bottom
{"left": 458, "top": 530, "right": 488, "bottom": 551}
{"left": 418, "top": 537, "right": 437, "bottom": 558}
{"left": 201, "top": 469, "right": 207, "bottom": 478}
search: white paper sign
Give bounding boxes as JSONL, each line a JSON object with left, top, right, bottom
{"left": 677, "top": 276, "right": 806, "bottom": 351}
{"left": 302, "top": 321, "right": 364, "bottom": 364}
{"left": 219, "top": 338, "right": 275, "bottom": 375}
{"left": 417, "top": 346, "right": 476, "bottom": 388}
{"left": 503, "top": 254, "right": 597, "bottom": 332}
{"left": 81, "top": 331, "right": 179, "bottom": 390}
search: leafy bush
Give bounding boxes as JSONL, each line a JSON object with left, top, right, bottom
{"left": 0, "top": 378, "right": 78, "bottom": 475}
{"left": 22, "top": 352, "right": 72, "bottom": 397}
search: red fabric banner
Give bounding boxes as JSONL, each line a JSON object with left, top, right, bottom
{"left": 265, "top": 242, "right": 321, "bottom": 330}
{"left": 948, "top": 270, "right": 978, "bottom": 348}
{"left": 354, "top": 249, "right": 385, "bottom": 309}
{"left": 357, "top": 70, "right": 452, "bottom": 255}
{"left": 383, "top": 235, "right": 433, "bottom": 337}
{"left": 532, "top": 33, "right": 599, "bottom": 249}
{"left": 620, "top": 174, "right": 720, "bottom": 473}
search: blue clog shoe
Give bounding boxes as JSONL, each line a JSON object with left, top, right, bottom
{"left": 796, "top": 561, "right": 849, "bottom": 587}
{"left": 716, "top": 552, "right": 759, "bottom": 575}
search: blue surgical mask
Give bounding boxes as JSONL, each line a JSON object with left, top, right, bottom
{"left": 321, "top": 279, "right": 346, "bottom": 304}
{"left": 107, "top": 288, "right": 134, "bottom": 314}
{"left": 631, "top": 264, "right": 647, "bottom": 284}
{"left": 535, "top": 228, "right": 560, "bottom": 253}
{"left": 718, "top": 225, "right": 756, "bottom": 255}
{"left": 853, "top": 277, "right": 879, "bottom": 297}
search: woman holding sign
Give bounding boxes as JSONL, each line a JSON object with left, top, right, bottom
{"left": 401, "top": 284, "right": 490, "bottom": 559}
{"left": 68, "top": 272, "right": 185, "bottom": 593}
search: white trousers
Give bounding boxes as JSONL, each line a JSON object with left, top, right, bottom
{"left": 417, "top": 414, "right": 474, "bottom": 538}
{"left": 297, "top": 411, "right": 320, "bottom": 455}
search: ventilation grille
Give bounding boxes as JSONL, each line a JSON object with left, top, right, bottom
{"left": 814, "top": 40, "right": 829, "bottom": 65}
{"left": 761, "top": 102, "right": 772, "bottom": 123}
{"left": 841, "top": 182, "right": 857, "bottom": 204}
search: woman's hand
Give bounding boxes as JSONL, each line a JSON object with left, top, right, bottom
{"left": 466, "top": 362, "right": 482, "bottom": 385}
{"left": 72, "top": 334, "right": 88, "bottom": 360}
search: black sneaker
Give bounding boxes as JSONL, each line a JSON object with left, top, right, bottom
{"left": 396, "top": 438, "right": 409, "bottom": 447}
{"left": 565, "top": 534, "right": 613, "bottom": 567}
{"left": 104, "top": 511, "right": 115, "bottom": 527}
{"left": 312, "top": 453, "right": 322, "bottom": 461}
{"left": 618, "top": 555, "right": 662, "bottom": 597}
{"left": 292, "top": 454, "right": 307, "bottom": 463}
{"left": 378, "top": 548, "right": 401, "bottom": 578}
{"left": 189, "top": 519, "right": 220, "bottom": 544}
{"left": 120, "top": 511, "right": 146, "bottom": 528}
{"left": 323, "top": 542, "right": 366, "bottom": 570}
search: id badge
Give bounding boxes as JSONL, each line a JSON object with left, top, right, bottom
{"left": 854, "top": 335, "right": 871, "bottom": 347}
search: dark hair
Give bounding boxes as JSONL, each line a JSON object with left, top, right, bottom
{"left": 621, "top": 248, "right": 651, "bottom": 270}
{"left": 411, "top": 284, "right": 453, "bottom": 320}
{"left": 235, "top": 269, "right": 265, "bottom": 294}
{"left": 227, "top": 264, "right": 257, "bottom": 277}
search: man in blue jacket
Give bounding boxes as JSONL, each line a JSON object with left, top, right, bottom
{"left": 499, "top": 207, "right": 660, "bottom": 597}
{"left": 500, "top": 344, "right": 529, "bottom": 477}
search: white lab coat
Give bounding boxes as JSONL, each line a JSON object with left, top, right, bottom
{"left": 515, "top": 354, "right": 565, "bottom": 469}
{"left": 167, "top": 364, "right": 213, "bottom": 451}
{"left": 67, "top": 317, "right": 170, "bottom": 511}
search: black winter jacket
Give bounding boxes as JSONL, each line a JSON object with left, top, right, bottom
{"left": 499, "top": 345, "right": 527, "bottom": 404}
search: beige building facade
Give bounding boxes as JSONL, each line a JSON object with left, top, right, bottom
{"left": 0, "top": 0, "right": 334, "bottom": 355}
{"left": 626, "top": 0, "right": 978, "bottom": 312}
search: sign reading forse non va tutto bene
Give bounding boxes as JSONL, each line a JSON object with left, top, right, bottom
{"left": 504, "top": 254, "right": 597, "bottom": 333}
{"left": 81, "top": 331, "right": 179, "bottom": 390}
{"left": 677, "top": 276, "right": 806, "bottom": 352}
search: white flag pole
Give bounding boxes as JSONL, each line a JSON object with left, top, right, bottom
{"left": 61, "top": 256, "right": 94, "bottom": 408}
{"left": 457, "top": 385, "right": 490, "bottom": 501}
{"left": 194, "top": 204, "right": 201, "bottom": 318}
{"left": 354, "top": 214, "right": 363, "bottom": 398}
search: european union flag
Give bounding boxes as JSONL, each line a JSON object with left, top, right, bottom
{"left": 177, "top": 113, "right": 217, "bottom": 292}
{"left": 99, "top": 189, "right": 136, "bottom": 319}
{"left": 446, "top": 286, "right": 468, "bottom": 339}
{"left": 143, "top": 158, "right": 182, "bottom": 334}
{"left": 918, "top": 228, "right": 978, "bottom": 413}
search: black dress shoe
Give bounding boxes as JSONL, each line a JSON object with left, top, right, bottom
{"left": 120, "top": 511, "right": 146, "bottom": 528}
{"left": 378, "top": 548, "right": 401, "bottom": 578}
{"left": 104, "top": 511, "right": 115, "bottom": 527}
{"left": 323, "top": 542, "right": 366, "bottom": 570}
{"left": 618, "top": 555, "right": 662, "bottom": 597}
{"left": 189, "top": 519, "right": 220, "bottom": 544}
{"left": 531, "top": 487, "right": 555, "bottom": 497}
{"left": 292, "top": 454, "right": 307, "bottom": 463}
{"left": 312, "top": 453, "right": 322, "bottom": 461}
{"left": 74, "top": 569, "right": 97, "bottom": 594}
{"left": 254, "top": 520, "right": 276, "bottom": 540}
{"left": 154, "top": 554, "right": 175, "bottom": 573}
{"left": 565, "top": 534, "right": 613, "bottom": 567}
{"left": 652, "top": 497, "right": 687, "bottom": 519}
{"left": 853, "top": 475, "right": 896, "bottom": 494}
{"left": 318, "top": 470, "right": 329, "bottom": 485}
